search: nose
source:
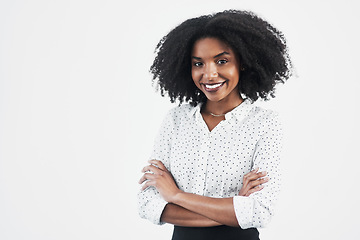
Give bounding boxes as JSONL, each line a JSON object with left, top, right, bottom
{"left": 203, "top": 63, "right": 218, "bottom": 80}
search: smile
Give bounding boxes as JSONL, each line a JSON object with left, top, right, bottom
{"left": 202, "top": 81, "right": 226, "bottom": 92}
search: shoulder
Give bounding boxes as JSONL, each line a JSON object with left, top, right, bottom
{"left": 246, "top": 104, "right": 282, "bottom": 133}
{"left": 165, "top": 103, "right": 197, "bottom": 121}
{"left": 250, "top": 105, "right": 280, "bottom": 121}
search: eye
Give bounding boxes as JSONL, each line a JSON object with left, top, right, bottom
{"left": 217, "top": 59, "right": 228, "bottom": 65}
{"left": 193, "top": 62, "right": 203, "bottom": 67}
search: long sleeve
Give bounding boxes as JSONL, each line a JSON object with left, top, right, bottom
{"left": 137, "top": 110, "right": 175, "bottom": 225}
{"left": 138, "top": 102, "right": 283, "bottom": 228}
{"left": 233, "top": 113, "right": 283, "bottom": 229}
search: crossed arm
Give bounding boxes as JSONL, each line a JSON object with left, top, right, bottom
{"left": 139, "top": 160, "right": 268, "bottom": 227}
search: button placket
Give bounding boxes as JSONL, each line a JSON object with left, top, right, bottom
{"left": 195, "top": 131, "right": 210, "bottom": 195}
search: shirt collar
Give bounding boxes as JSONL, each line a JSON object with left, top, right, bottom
{"left": 188, "top": 98, "right": 253, "bottom": 122}
{"left": 188, "top": 103, "right": 202, "bottom": 119}
{"left": 225, "top": 98, "right": 253, "bottom": 121}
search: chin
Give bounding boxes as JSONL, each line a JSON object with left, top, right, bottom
{"left": 204, "top": 95, "right": 226, "bottom": 103}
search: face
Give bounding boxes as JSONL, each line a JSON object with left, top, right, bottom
{"left": 191, "top": 37, "right": 241, "bottom": 103}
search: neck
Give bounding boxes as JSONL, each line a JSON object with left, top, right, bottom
{"left": 204, "top": 97, "right": 243, "bottom": 116}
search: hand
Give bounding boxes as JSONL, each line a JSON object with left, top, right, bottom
{"left": 239, "top": 167, "right": 269, "bottom": 197}
{"left": 139, "top": 160, "right": 182, "bottom": 203}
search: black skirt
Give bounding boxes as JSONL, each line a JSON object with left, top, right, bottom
{"left": 171, "top": 225, "right": 259, "bottom": 240}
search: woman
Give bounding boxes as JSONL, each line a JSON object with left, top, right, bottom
{"left": 138, "top": 10, "right": 292, "bottom": 240}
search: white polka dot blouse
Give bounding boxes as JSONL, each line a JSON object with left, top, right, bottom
{"left": 138, "top": 99, "right": 283, "bottom": 229}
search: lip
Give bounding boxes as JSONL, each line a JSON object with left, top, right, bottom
{"left": 201, "top": 81, "right": 227, "bottom": 92}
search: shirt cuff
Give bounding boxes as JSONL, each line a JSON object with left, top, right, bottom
{"left": 138, "top": 190, "right": 168, "bottom": 225}
{"left": 233, "top": 196, "right": 254, "bottom": 229}
{"left": 154, "top": 198, "right": 168, "bottom": 225}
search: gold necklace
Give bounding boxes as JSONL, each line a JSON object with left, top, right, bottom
{"left": 207, "top": 101, "right": 243, "bottom": 117}
{"left": 209, "top": 112, "right": 226, "bottom": 117}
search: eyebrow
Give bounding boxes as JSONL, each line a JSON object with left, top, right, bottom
{"left": 192, "top": 51, "right": 230, "bottom": 60}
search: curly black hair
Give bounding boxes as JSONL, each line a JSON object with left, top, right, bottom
{"left": 150, "top": 10, "right": 293, "bottom": 106}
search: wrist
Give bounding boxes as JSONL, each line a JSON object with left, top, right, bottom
{"left": 170, "top": 189, "right": 184, "bottom": 204}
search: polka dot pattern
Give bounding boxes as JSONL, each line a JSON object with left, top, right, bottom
{"left": 138, "top": 99, "right": 283, "bottom": 228}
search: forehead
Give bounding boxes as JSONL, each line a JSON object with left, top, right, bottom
{"left": 192, "top": 37, "right": 233, "bottom": 56}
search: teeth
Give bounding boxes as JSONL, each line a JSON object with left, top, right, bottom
{"left": 205, "top": 82, "right": 223, "bottom": 89}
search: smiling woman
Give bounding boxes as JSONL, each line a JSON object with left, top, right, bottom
{"left": 138, "top": 10, "right": 293, "bottom": 240}
{"left": 150, "top": 10, "right": 292, "bottom": 107}
{"left": 191, "top": 38, "right": 241, "bottom": 103}
{"left": 191, "top": 38, "right": 242, "bottom": 131}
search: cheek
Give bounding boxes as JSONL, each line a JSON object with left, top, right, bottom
{"left": 224, "top": 66, "right": 240, "bottom": 82}
{"left": 191, "top": 69, "right": 202, "bottom": 84}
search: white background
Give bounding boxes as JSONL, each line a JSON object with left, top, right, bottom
{"left": 1, "top": 0, "right": 359, "bottom": 239}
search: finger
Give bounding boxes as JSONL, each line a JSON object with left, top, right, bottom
{"left": 149, "top": 160, "right": 167, "bottom": 171}
{"left": 243, "top": 167, "right": 260, "bottom": 181}
{"left": 244, "top": 171, "right": 267, "bottom": 182}
{"left": 139, "top": 172, "right": 157, "bottom": 184}
{"left": 139, "top": 173, "right": 151, "bottom": 184}
{"left": 142, "top": 165, "right": 164, "bottom": 175}
{"left": 251, "top": 166, "right": 259, "bottom": 174}
{"left": 251, "top": 171, "right": 268, "bottom": 181}
{"left": 248, "top": 177, "right": 270, "bottom": 188}
{"left": 245, "top": 185, "right": 264, "bottom": 197}
{"left": 141, "top": 180, "right": 155, "bottom": 191}
{"left": 256, "top": 171, "right": 267, "bottom": 178}
{"left": 244, "top": 167, "right": 259, "bottom": 177}
{"left": 139, "top": 175, "right": 146, "bottom": 184}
